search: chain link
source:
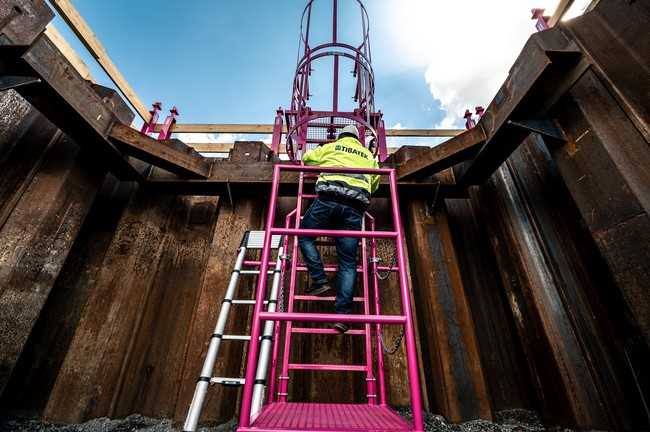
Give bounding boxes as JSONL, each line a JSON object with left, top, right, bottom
{"left": 381, "top": 327, "right": 405, "bottom": 354}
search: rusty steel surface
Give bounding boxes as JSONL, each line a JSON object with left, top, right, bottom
{"left": 0, "top": 0, "right": 648, "bottom": 430}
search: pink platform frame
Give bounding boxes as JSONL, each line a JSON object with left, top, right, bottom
{"left": 237, "top": 164, "right": 424, "bottom": 431}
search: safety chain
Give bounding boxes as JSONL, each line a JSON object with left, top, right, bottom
{"left": 381, "top": 327, "right": 405, "bottom": 355}
{"left": 372, "top": 240, "right": 397, "bottom": 280}
{"left": 277, "top": 253, "right": 288, "bottom": 312}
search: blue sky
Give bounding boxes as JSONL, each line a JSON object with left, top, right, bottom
{"left": 48, "top": 0, "right": 590, "bottom": 145}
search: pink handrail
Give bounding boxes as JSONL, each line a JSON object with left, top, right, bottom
{"left": 238, "top": 164, "right": 424, "bottom": 432}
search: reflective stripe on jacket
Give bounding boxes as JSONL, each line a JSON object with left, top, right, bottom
{"left": 302, "top": 136, "right": 380, "bottom": 205}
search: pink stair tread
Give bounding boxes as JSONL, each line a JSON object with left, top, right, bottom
{"left": 239, "top": 402, "right": 412, "bottom": 431}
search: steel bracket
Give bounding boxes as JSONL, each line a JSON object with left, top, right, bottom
{"left": 507, "top": 119, "right": 566, "bottom": 144}
{"left": 0, "top": 75, "right": 40, "bottom": 91}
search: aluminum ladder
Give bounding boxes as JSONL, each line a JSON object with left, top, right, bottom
{"left": 237, "top": 164, "right": 425, "bottom": 432}
{"left": 183, "top": 231, "right": 284, "bottom": 432}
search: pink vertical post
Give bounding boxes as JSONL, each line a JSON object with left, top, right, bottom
{"left": 140, "top": 102, "right": 161, "bottom": 135}
{"left": 377, "top": 117, "right": 388, "bottom": 163}
{"left": 271, "top": 109, "right": 284, "bottom": 155}
{"left": 367, "top": 214, "right": 387, "bottom": 405}
{"left": 464, "top": 109, "right": 475, "bottom": 130}
{"left": 268, "top": 209, "right": 296, "bottom": 403}
{"left": 389, "top": 170, "right": 424, "bottom": 431}
{"left": 531, "top": 8, "right": 550, "bottom": 31}
{"left": 360, "top": 216, "right": 377, "bottom": 404}
{"left": 239, "top": 164, "right": 283, "bottom": 428}
{"left": 278, "top": 170, "right": 307, "bottom": 401}
{"left": 157, "top": 106, "right": 179, "bottom": 140}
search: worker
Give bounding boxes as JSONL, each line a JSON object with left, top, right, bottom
{"left": 299, "top": 124, "right": 380, "bottom": 334}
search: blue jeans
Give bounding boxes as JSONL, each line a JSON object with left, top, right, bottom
{"left": 298, "top": 198, "right": 362, "bottom": 314}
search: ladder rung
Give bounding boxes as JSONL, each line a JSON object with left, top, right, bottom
{"left": 293, "top": 295, "right": 364, "bottom": 302}
{"left": 239, "top": 269, "right": 276, "bottom": 275}
{"left": 222, "top": 335, "right": 251, "bottom": 341}
{"left": 292, "top": 327, "right": 366, "bottom": 335}
{"left": 288, "top": 363, "right": 367, "bottom": 372}
{"left": 231, "top": 299, "right": 268, "bottom": 305}
{"left": 211, "top": 377, "right": 245, "bottom": 387}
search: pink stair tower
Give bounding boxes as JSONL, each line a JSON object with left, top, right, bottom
{"left": 237, "top": 1, "right": 424, "bottom": 430}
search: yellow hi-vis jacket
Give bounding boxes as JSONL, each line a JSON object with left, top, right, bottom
{"left": 303, "top": 136, "right": 380, "bottom": 206}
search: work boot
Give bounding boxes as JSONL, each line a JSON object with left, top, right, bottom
{"left": 333, "top": 322, "right": 349, "bottom": 334}
{"left": 305, "top": 283, "right": 333, "bottom": 296}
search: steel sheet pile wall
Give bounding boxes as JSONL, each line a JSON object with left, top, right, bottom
{"left": 0, "top": 1, "right": 648, "bottom": 430}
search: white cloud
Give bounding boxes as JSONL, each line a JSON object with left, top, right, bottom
{"left": 174, "top": 132, "right": 244, "bottom": 143}
{"left": 377, "top": 0, "right": 591, "bottom": 128}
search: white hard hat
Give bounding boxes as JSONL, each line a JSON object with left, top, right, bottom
{"left": 339, "top": 124, "right": 360, "bottom": 139}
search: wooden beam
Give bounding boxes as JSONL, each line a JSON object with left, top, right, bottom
{"left": 548, "top": 0, "right": 575, "bottom": 27}
{"left": 48, "top": 0, "right": 149, "bottom": 120}
{"left": 186, "top": 142, "right": 402, "bottom": 155}
{"left": 152, "top": 123, "right": 464, "bottom": 137}
{"left": 396, "top": 125, "right": 487, "bottom": 180}
{"left": 15, "top": 32, "right": 142, "bottom": 180}
{"left": 386, "top": 128, "right": 463, "bottom": 137}
{"left": 43, "top": 24, "right": 93, "bottom": 82}
{"left": 109, "top": 123, "right": 211, "bottom": 179}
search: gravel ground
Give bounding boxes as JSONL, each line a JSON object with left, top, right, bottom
{"left": 0, "top": 410, "right": 599, "bottom": 432}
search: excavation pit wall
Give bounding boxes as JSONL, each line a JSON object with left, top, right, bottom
{"left": 0, "top": 94, "right": 646, "bottom": 432}
{"left": 1, "top": 7, "right": 649, "bottom": 423}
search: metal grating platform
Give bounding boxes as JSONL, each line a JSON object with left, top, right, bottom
{"left": 238, "top": 402, "right": 412, "bottom": 431}
{"left": 243, "top": 231, "right": 283, "bottom": 249}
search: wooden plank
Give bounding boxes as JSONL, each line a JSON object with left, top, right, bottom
{"left": 459, "top": 28, "right": 590, "bottom": 185}
{"left": 48, "top": 0, "right": 149, "bottom": 120}
{"left": 43, "top": 24, "right": 93, "bottom": 82}
{"left": 188, "top": 142, "right": 402, "bottom": 156}
{"left": 548, "top": 0, "right": 575, "bottom": 27}
{"left": 16, "top": 34, "right": 142, "bottom": 180}
{"left": 145, "top": 165, "right": 449, "bottom": 198}
{"left": 396, "top": 125, "right": 486, "bottom": 180}
{"left": 108, "top": 123, "right": 211, "bottom": 179}
{"left": 152, "top": 123, "right": 463, "bottom": 137}
{"left": 0, "top": 134, "right": 105, "bottom": 397}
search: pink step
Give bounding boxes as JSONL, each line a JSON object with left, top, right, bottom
{"left": 288, "top": 363, "right": 366, "bottom": 372}
{"left": 238, "top": 402, "right": 412, "bottom": 431}
{"left": 293, "top": 295, "right": 364, "bottom": 302}
{"left": 291, "top": 327, "right": 366, "bottom": 335}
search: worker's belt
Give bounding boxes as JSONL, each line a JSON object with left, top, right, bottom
{"left": 316, "top": 180, "right": 370, "bottom": 214}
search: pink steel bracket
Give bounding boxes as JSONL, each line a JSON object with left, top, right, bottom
{"left": 531, "top": 8, "right": 550, "bottom": 31}
{"left": 271, "top": 108, "right": 284, "bottom": 155}
{"left": 157, "top": 106, "right": 179, "bottom": 140}
{"left": 464, "top": 109, "right": 476, "bottom": 129}
{"left": 140, "top": 102, "right": 162, "bottom": 135}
